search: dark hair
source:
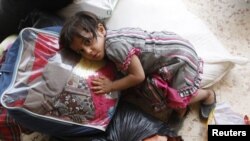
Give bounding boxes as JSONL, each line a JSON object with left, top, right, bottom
{"left": 59, "top": 11, "right": 106, "bottom": 48}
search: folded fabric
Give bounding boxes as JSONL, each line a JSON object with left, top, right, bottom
{"left": 23, "top": 61, "right": 72, "bottom": 114}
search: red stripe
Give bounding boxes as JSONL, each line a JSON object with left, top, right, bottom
{"left": 28, "top": 33, "right": 60, "bottom": 82}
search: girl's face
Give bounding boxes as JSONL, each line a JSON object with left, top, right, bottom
{"left": 70, "top": 24, "right": 106, "bottom": 61}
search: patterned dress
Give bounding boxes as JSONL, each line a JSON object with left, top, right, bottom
{"left": 105, "top": 27, "right": 203, "bottom": 111}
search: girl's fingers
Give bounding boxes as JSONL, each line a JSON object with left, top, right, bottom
{"left": 91, "top": 80, "right": 102, "bottom": 85}
{"left": 92, "top": 77, "right": 105, "bottom": 83}
{"left": 93, "top": 75, "right": 105, "bottom": 80}
{"left": 91, "top": 86, "right": 101, "bottom": 90}
{"left": 99, "top": 75, "right": 106, "bottom": 79}
{"left": 91, "top": 75, "right": 110, "bottom": 94}
{"left": 91, "top": 86, "right": 104, "bottom": 92}
{"left": 91, "top": 87, "right": 105, "bottom": 94}
{"left": 95, "top": 91, "right": 105, "bottom": 94}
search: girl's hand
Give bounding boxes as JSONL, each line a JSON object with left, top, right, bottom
{"left": 91, "top": 75, "right": 113, "bottom": 94}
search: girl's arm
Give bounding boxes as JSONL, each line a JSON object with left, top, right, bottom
{"left": 91, "top": 55, "right": 145, "bottom": 94}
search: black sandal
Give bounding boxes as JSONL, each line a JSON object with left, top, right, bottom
{"left": 200, "top": 90, "right": 216, "bottom": 120}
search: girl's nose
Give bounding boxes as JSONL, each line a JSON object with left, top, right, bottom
{"left": 84, "top": 47, "right": 93, "bottom": 54}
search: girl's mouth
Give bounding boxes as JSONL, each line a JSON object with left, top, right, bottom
{"left": 93, "top": 53, "right": 99, "bottom": 58}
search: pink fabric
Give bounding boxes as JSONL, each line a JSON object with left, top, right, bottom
{"left": 152, "top": 74, "right": 197, "bottom": 109}
{"left": 120, "top": 48, "right": 141, "bottom": 71}
{"left": 87, "top": 62, "right": 118, "bottom": 128}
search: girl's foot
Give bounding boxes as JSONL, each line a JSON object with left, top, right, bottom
{"left": 202, "top": 89, "right": 216, "bottom": 105}
{"left": 200, "top": 90, "right": 216, "bottom": 120}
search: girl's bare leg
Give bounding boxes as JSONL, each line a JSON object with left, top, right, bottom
{"left": 189, "top": 89, "right": 215, "bottom": 105}
{"left": 168, "top": 89, "right": 216, "bottom": 130}
{"left": 174, "top": 89, "right": 215, "bottom": 117}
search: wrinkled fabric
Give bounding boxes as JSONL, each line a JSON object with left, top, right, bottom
{"left": 105, "top": 27, "right": 202, "bottom": 109}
